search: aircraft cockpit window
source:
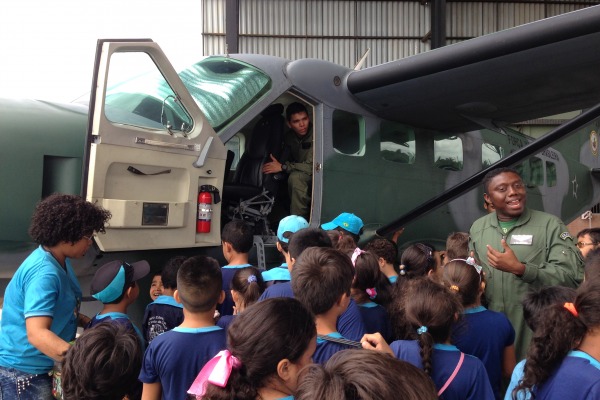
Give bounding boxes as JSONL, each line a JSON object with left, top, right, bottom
{"left": 482, "top": 143, "right": 505, "bottom": 168}
{"left": 332, "top": 110, "right": 365, "bottom": 156}
{"left": 179, "top": 57, "right": 272, "bottom": 132}
{"left": 104, "top": 52, "right": 195, "bottom": 138}
{"left": 530, "top": 157, "right": 544, "bottom": 186}
{"left": 434, "top": 135, "right": 463, "bottom": 171}
{"left": 379, "top": 122, "right": 415, "bottom": 164}
{"left": 546, "top": 161, "right": 557, "bottom": 187}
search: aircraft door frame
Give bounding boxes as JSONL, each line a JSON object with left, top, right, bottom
{"left": 85, "top": 39, "right": 227, "bottom": 252}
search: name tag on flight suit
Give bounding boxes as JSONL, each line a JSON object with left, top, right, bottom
{"left": 510, "top": 235, "right": 533, "bottom": 245}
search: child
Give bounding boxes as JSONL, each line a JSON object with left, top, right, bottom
{"left": 220, "top": 220, "right": 254, "bottom": 315}
{"left": 139, "top": 255, "right": 226, "bottom": 400}
{"left": 142, "top": 256, "right": 186, "bottom": 343}
{"left": 362, "top": 277, "right": 495, "bottom": 399}
{"left": 149, "top": 271, "right": 163, "bottom": 301}
{"left": 441, "top": 258, "right": 516, "bottom": 400}
{"left": 292, "top": 247, "right": 355, "bottom": 364}
{"left": 62, "top": 322, "right": 142, "bottom": 400}
{"left": 513, "top": 279, "right": 600, "bottom": 399}
{"left": 87, "top": 259, "right": 150, "bottom": 347}
{"left": 296, "top": 349, "right": 438, "bottom": 400}
{"left": 188, "top": 298, "right": 316, "bottom": 400}
{"left": 321, "top": 212, "right": 364, "bottom": 245}
{"left": 262, "top": 215, "right": 308, "bottom": 285}
{"left": 350, "top": 248, "right": 393, "bottom": 341}
{"left": 505, "top": 285, "right": 576, "bottom": 400}
{"left": 365, "top": 237, "right": 399, "bottom": 283}
{"left": 445, "top": 232, "right": 469, "bottom": 262}
{"left": 217, "top": 266, "right": 266, "bottom": 331}
{"left": 397, "top": 243, "right": 438, "bottom": 279}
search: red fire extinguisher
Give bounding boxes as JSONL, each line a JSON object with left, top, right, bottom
{"left": 197, "top": 187, "right": 213, "bottom": 233}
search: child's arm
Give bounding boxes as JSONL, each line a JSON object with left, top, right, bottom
{"left": 141, "top": 382, "right": 162, "bottom": 400}
{"left": 360, "top": 332, "right": 394, "bottom": 356}
{"left": 502, "top": 344, "right": 517, "bottom": 379}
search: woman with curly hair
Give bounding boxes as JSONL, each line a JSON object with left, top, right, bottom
{"left": 0, "top": 193, "right": 111, "bottom": 399}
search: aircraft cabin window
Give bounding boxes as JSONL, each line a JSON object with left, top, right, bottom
{"left": 434, "top": 135, "right": 463, "bottom": 171}
{"left": 530, "top": 157, "right": 543, "bottom": 186}
{"left": 225, "top": 133, "right": 244, "bottom": 170}
{"left": 546, "top": 161, "right": 557, "bottom": 187}
{"left": 482, "top": 143, "right": 505, "bottom": 168}
{"left": 379, "top": 122, "right": 415, "bottom": 164}
{"left": 332, "top": 110, "right": 365, "bottom": 156}
{"left": 178, "top": 57, "right": 272, "bottom": 132}
{"left": 104, "top": 52, "right": 195, "bottom": 137}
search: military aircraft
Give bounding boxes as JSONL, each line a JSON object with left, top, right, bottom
{"left": 3, "top": 6, "right": 600, "bottom": 320}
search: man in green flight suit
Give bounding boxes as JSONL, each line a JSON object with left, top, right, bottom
{"left": 469, "top": 167, "right": 583, "bottom": 361}
{"left": 262, "top": 102, "right": 313, "bottom": 220}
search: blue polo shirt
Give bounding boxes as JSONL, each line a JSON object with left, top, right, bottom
{"left": 0, "top": 246, "right": 82, "bottom": 374}
{"left": 143, "top": 295, "right": 184, "bottom": 343}
{"left": 220, "top": 264, "right": 252, "bottom": 315}
{"left": 262, "top": 263, "right": 291, "bottom": 282}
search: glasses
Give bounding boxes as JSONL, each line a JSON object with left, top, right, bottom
{"left": 576, "top": 242, "right": 597, "bottom": 249}
{"left": 82, "top": 234, "right": 96, "bottom": 242}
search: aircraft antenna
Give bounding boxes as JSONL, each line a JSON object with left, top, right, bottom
{"left": 353, "top": 48, "right": 370, "bottom": 71}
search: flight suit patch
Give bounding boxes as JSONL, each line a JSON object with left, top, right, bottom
{"left": 559, "top": 232, "right": 572, "bottom": 241}
{"left": 510, "top": 235, "right": 533, "bottom": 245}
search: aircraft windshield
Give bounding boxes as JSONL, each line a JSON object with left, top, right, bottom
{"left": 179, "top": 57, "right": 272, "bottom": 132}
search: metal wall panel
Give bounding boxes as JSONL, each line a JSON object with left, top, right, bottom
{"left": 203, "top": 0, "right": 598, "bottom": 67}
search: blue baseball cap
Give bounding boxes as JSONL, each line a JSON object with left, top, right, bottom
{"left": 321, "top": 213, "right": 364, "bottom": 235}
{"left": 277, "top": 215, "right": 309, "bottom": 243}
{"left": 91, "top": 260, "right": 150, "bottom": 303}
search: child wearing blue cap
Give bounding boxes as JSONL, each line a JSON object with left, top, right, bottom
{"left": 87, "top": 259, "right": 150, "bottom": 348}
{"left": 262, "top": 215, "right": 309, "bottom": 284}
{"left": 321, "top": 212, "right": 364, "bottom": 244}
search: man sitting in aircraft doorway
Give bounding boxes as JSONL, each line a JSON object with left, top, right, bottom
{"left": 469, "top": 167, "right": 584, "bottom": 361}
{"left": 262, "top": 102, "right": 313, "bottom": 221}
{"left": 576, "top": 228, "right": 600, "bottom": 259}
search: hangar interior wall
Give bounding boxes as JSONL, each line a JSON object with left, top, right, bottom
{"left": 202, "top": 0, "right": 598, "bottom": 67}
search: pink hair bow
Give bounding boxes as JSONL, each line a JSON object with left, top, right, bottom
{"left": 366, "top": 287, "right": 377, "bottom": 300}
{"left": 351, "top": 247, "right": 365, "bottom": 267}
{"left": 188, "top": 350, "right": 242, "bottom": 397}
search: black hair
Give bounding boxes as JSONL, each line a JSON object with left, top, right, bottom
{"left": 576, "top": 228, "right": 600, "bottom": 243}
{"left": 515, "top": 279, "right": 600, "bottom": 396}
{"left": 222, "top": 219, "right": 254, "bottom": 253}
{"left": 29, "top": 193, "right": 111, "bottom": 246}
{"left": 202, "top": 298, "right": 316, "bottom": 400}
{"left": 482, "top": 167, "right": 520, "bottom": 193}
{"left": 285, "top": 101, "right": 309, "bottom": 121}
{"left": 399, "top": 243, "right": 436, "bottom": 279}
{"left": 585, "top": 248, "right": 600, "bottom": 283}
{"left": 62, "top": 322, "right": 142, "bottom": 400}
{"left": 176, "top": 255, "right": 223, "bottom": 313}
{"left": 365, "top": 237, "right": 398, "bottom": 265}
{"left": 296, "top": 349, "right": 438, "bottom": 400}
{"left": 521, "top": 285, "right": 576, "bottom": 332}
{"left": 288, "top": 227, "right": 332, "bottom": 260}
{"left": 161, "top": 256, "right": 186, "bottom": 290}
{"left": 230, "top": 267, "right": 266, "bottom": 310}
{"left": 292, "top": 247, "right": 354, "bottom": 316}
{"left": 350, "top": 250, "right": 393, "bottom": 309}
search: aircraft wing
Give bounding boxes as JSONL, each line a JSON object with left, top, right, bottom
{"left": 346, "top": 5, "right": 600, "bottom": 132}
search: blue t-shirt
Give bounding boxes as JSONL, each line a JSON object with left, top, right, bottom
{"left": 142, "top": 295, "right": 184, "bottom": 343}
{"left": 313, "top": 332, "right": 349, "bottom": 365}
{"left": 358, "top": 301, "right": 393, "bottom": 341}
{"left": 0, "top": 246, "right": 82, "bottom": 374}
{"left": 530, "top": 351, "right": 600, "bottom": 400}
{"left": 505, "top": 359, "right": 527, "bottom": 400}
{"left": 390, "top": 340, "right": 495, "bottom": 400}
{"left": 258, "top": 282, "right": 366, "bottom": 341}
{"left": 217, "top": 314, "right": 236, "bottom": 332}
{"left": 452, "top": 305, "right": 515, "bottom": 400}
{"left": 139, "top": 326, "right": 226, "bottom": 400}
{"left": 388, "top": 275, "right": 398, "bottom": 284}
{"left": 220, "top": 264, "right": 252, "bottom": 316}
{"left": 262, "top": 264, "right": 291, "bottom": 282}
{"left": 86, "top": 311, "right": 145, "bottom": 350}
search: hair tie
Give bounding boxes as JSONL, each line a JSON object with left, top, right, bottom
{"left": 417, "top": 326, "right": 428, "bottom": 335}
{"left": 449, "top": 257, "right": 482, "bottom": 275}
{"left": 351, "top": 247, "right": 365, "bottom": 267}
{"left": 450, "top": 285, "right": 459, "bottom": 292}
{"left": 247, "top": 275, "right": 257, "bottom": 283}
{"left": 399, "top": 264, "right": 406, "bottom": 276}
{"left": 366, "top": 287, "right": 377, "bottom": 300}
{"left": 564, "top": 302, "right": 578, "bottom": 318}
{"left": 188, "top": 350, "right": 242, "bottom": 396}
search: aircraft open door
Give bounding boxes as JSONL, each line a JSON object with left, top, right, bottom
{"left": 85, "top": 40, "right": 227, "bottom": 252}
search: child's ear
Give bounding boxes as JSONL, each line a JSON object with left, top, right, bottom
{"left": 276, "top": 242, "right": 283, "bottom": 252}
{"left": 218, "top": 290, "right": 226, "bottom": 305}
{"left": 377, "top": 257, "right": 386, "bottom": 268}
{"left": 276, "top": 358, "right": 293, "bottom": 382}
{"left": 231, "top": 290, "right": 239, "bottom": 304}
{"left": 173, "top": 289, "right": 181, "bottom": 303}
{"left": 480, "top": 280, "right": 486, "bottom": 293}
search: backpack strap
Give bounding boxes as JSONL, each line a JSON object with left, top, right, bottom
{"left": 437, "top": 352, "right": 465, "bottom": 396}
{"left": 316, "top": 334, "right": 362, "bottom": 348}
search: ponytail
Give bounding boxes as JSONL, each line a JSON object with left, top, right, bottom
{"left": 230, "top": 267, "right": 266, "bottom": 309}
